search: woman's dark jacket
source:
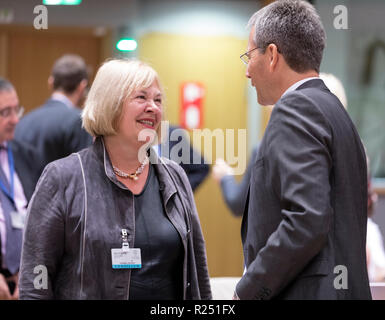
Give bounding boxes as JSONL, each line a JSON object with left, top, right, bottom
{"left": 19, "top": 137, "right": 212, "bottom": 300}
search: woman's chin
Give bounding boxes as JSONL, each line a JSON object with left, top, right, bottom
{"left": 137, "top": 128, "right": 158, "bottom": 145}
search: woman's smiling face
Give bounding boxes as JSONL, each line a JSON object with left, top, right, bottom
{"left": 117, "top": 80, "right": 163, "bottom": 147}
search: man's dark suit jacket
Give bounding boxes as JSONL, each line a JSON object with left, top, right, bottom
{"left": 14, "top": 99, "right": 92, "bottom": 172}
{"left": 160, "top": 125, "right": 209, "bottom": 192}
{"left": 0, "top": 139, "right": 41, "bottom": 274}
{"left": 237, "top": 79, "right": 371, "bottom": 300}
{"left": 9, "top": 139, "right": 41, "bottom": 201}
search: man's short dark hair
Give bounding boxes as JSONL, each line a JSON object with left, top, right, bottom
{"left": 248, "top": 0, "right": 326, "bottom": 73}
{"left": 51, "top": 54, "right": 88, "bottom": 94}
{"left": 0, "top": 77, "right": 15, "bottom": 93}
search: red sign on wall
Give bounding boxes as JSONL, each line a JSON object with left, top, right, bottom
{"left": 180, "top": 82, "right": 205, "bottom": 130}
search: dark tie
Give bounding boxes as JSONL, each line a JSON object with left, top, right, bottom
{"left": 0, "top": 160, "right": 22, "bottom": 275}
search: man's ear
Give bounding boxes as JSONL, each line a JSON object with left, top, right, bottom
{"left": 77, "top": 79, "right": 88, "bottom": 94}
{"left": 267, "top": 43, "right": 279, "bottom": 72}
{"left": 74, "top": 79, "right": 89, "bottom": 107}
{"left": 47, "top": 76, "right": 54, "bottom": 91}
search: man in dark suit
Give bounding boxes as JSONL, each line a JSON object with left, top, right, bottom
{"left": 15, "top": 54, "right": 92, "bottom": 171}
{"left": 235, "top": 0, "right": 371, "bottom": 299}
{"left": 154, "top": 124, "right": 209, "bottom": 192}
{"left": 0, "top": 78, "right": 40, "bottom": 299}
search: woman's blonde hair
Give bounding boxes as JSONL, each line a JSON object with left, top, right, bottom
{"left": 82, "top": 59, "right": 162, "bottom": 137}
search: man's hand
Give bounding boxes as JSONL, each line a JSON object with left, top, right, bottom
{"left": 11, "top": 283, "right": 19, "bottom": 300}
{"left": 0, "top": 273, "right": 11, "bottom": 300}
{"left": 212, "top": 159, "right": 234, "bottom": 183}
{"left": 9, "top": 273, "right": 19, "bottom": 300}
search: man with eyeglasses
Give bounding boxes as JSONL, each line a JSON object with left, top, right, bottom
{"left": 235, "top": 0, "right": 370, "bottom": 300}
{"left": 0, "top": 78, "right": 40, "bottom": 299}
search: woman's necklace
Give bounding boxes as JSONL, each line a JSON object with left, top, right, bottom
{"left": 112, "top": 156, "right": 149, "bottom": 181}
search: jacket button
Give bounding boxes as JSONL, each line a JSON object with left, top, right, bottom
{"left": 187, "top": 282, "right": 190, "bottom": 287}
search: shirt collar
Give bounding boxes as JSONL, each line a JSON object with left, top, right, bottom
{"left": 51, "top": 92, "right": 76, "bottom": 109}
{"left": 281, "top": 77, "right": 320, "bottom": 99}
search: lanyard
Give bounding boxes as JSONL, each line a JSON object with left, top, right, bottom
{"left": 0, "top": 146, "right": 15, "bottom": 205}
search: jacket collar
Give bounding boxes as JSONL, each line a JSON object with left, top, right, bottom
{"left": 92, "top": 136, "right": 177, "bottom": 202}
{"left": 90, "top": 136, "right": 124, "bottom": 189}
{"left": 282, "top": 77, "right": 320, "bottom": 98}
{"left": 150, "top": 148, "right": 178, "bottom": 204}
{"left": 296, "top": 78, "right": 329, "bottom": 92}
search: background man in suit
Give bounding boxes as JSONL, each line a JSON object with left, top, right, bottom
{"left": 235, "top": 0, "right": 371, "bottom": 299}
{"left": 0, "top": 78, "right": 40, "bottom": 299}
{"left": 153, "top": 124, "right": 209, "bottom": 192}
{"left": 15, "top": 54, "right": 92, "bottom": 171}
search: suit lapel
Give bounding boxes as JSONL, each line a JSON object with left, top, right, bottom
{"left": 241, "top": 186, "right": 250, "bottom": 245}
{"left": 8, "top": 141, "right": 33, "bottom": 201}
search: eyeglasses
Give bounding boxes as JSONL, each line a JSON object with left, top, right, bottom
{"left": 240, "top": 47, "right": 259, "bottom": 65}
{"left": 0, "top": 106, "right": 24, "bottom": 118}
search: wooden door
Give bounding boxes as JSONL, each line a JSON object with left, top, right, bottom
{"left": 0, "top": 25, "right": 111, "bottom": 112}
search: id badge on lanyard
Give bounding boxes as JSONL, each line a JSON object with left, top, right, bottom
{"left": 111, "top": 229, "right": 141, "bottom": 269}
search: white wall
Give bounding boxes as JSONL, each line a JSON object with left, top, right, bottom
{"left": 0, "top": 0, "right": 257, "bottom": 37}
{"left": 0, "top": 0, "right": 138, "bottom": 28}
{"left": 137, "top": 0, "right": 258, "bottom": 38}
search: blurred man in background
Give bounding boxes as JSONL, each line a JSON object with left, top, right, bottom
{"left": 15, "top": 54, "right": 92, "bottom": 171}
{"left": 153, "top": 124, "right": 209, "bottom": 192}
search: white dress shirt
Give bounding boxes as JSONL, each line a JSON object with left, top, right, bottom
{"left": 281, "top": 77, "right": 320, "bottom": 99}
{"left": 0, "top": 143, "right": 28, "bottom": 269}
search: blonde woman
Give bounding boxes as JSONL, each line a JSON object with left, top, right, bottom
{"left": 19, "top": 59, "right": 212, "bottom": 300}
